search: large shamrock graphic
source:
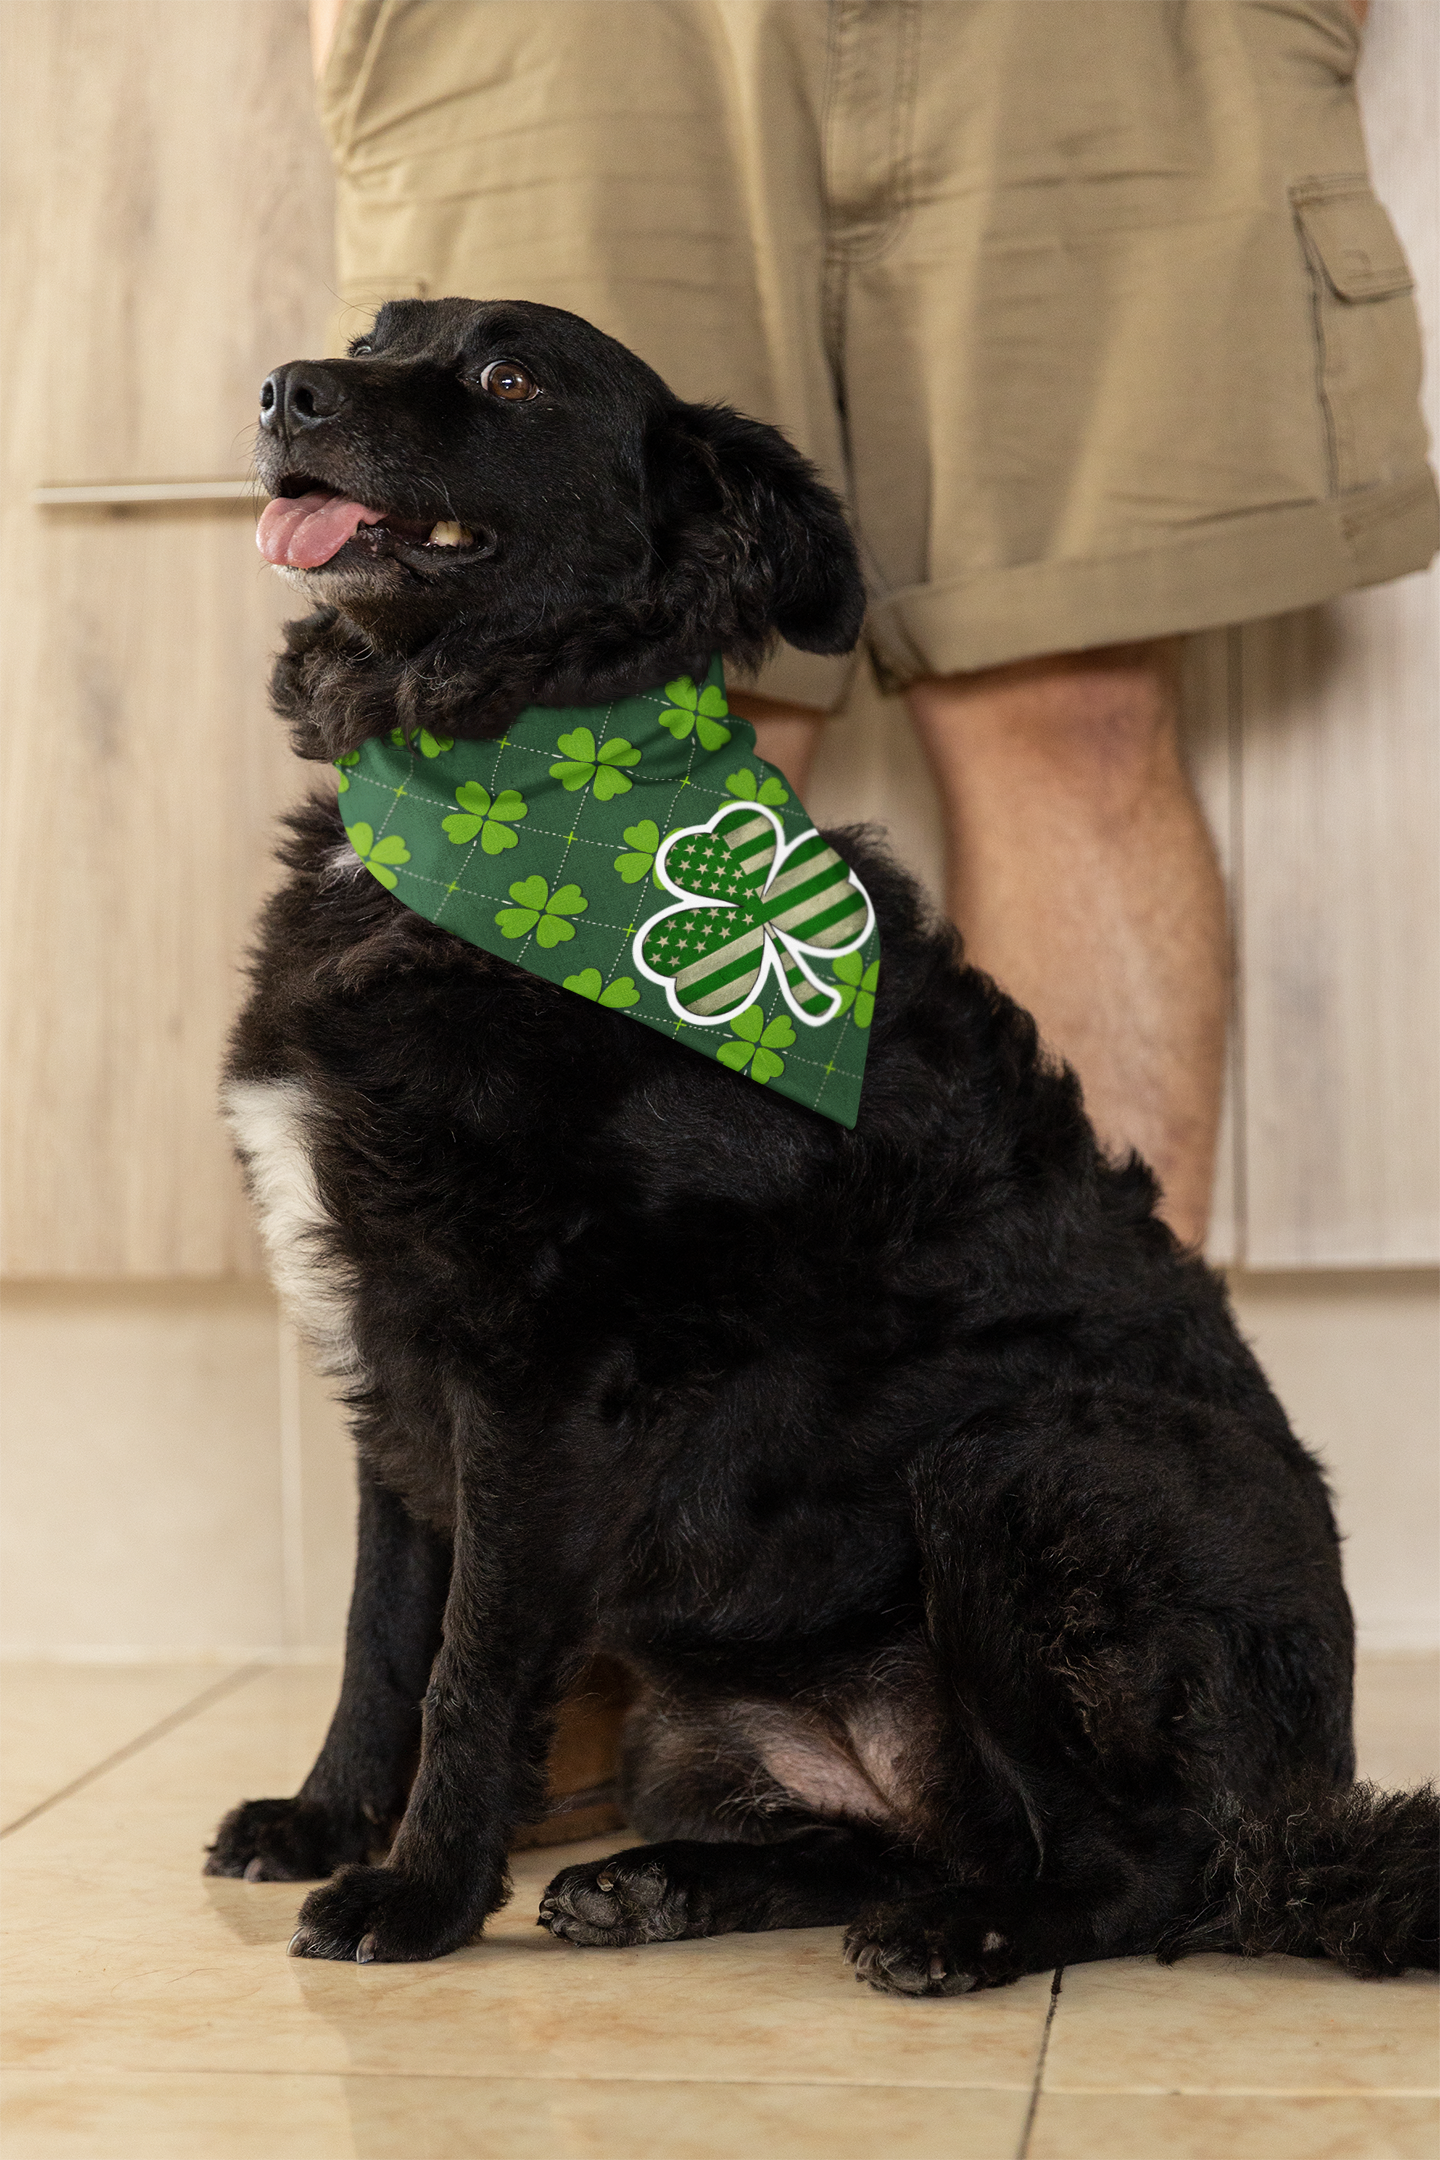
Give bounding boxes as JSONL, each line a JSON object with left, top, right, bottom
{"left": 716, "top": 1004, "right": 794, "bottom": 1083}
{"left": 613, "top": 818, "right": 660, "bottom": 884}
{"left": 832, "top": 953, "right": 880, "bottom": 1028}
{"left": 442, "top": 781, "right": 528, "bottom": 854}
{"left": 657, "top": 675, "right": 732, "bottom": 753}
{"left": 334, "top": 750, "right": 360, "bottom": 794}
{"left": 389, "top": 726, "right": 454, "bottom": 759}
{"left": 633, "top": 802, "right": 873, "bottom": 1028}
{"left": 495, "top": 875, "right": 588, "bottom": 948}
{"left": 345, "top": 822, "right": 411, "bottom": 891}
{"left": 549, "top": 726, "right": 640, "bottom": 799}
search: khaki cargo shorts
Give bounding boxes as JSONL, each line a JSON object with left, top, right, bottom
{"left": 320, "top": 0, "right": 1438, "bottom": 708}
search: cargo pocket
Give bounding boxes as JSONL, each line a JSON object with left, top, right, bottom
{"left": 1292, "top": 179, "right": 1426, "bottom": 497}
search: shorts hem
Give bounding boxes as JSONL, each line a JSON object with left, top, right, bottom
{"left": 725, "top": 646, "right": 861, "bottom": 714}
{"left": 864, "top": 473, "right": 1440, "bottom": 681}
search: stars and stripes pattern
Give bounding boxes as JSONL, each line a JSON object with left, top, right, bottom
{"left": 636, "top": 804, "right": 872, "bottom": 1025}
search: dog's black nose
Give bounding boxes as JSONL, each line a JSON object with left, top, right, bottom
{"left": 259, "top": 363, "right": 347, "bottom": 436}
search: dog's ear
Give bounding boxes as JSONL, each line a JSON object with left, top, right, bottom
{"left": 651, "top": 401, "right": 866, "bottom": 657}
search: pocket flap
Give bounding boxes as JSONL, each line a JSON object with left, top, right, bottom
{"left": 1293, "top": 187, "right": 1414, "bottom": 301}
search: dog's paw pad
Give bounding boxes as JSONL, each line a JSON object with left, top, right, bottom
{"left": 844, "top": 1903, "right": 1019, "bottom": 1998}
{"left": 539, "top": 1855, "right": 687, "bottom": 1947}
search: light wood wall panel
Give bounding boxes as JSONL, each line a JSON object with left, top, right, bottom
{"left": 1235, "top": 4, "right": 1439, "bottom": 1265}
{"left": 1, "top": 1, "right": 335, "bottom": 1275}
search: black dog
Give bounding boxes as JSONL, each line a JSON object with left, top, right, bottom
{"left": 206, "top": 298, "right": 1436, "bottom": 1991}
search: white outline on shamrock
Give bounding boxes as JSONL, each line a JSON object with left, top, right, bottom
{"left": 631, "top": 802, "right": 874, "bottom": 1030}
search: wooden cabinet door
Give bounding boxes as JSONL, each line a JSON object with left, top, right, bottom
{"left": 1, "top": 1, "right": 334, "bottom": 1275}
{"left": 2, "top": 1, "right": 1434, "bottom": 1276}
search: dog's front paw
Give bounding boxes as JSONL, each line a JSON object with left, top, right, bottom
{"left": 845, "top": 1896, "right": 1026, "bottom": 1998}
{"left": 539, "top": 1850, "right": 690, "bottom": 1947}
{"left": 204, "top": 1796, "right": 373, "bottom": 1883}
{"left": 288, "top": 1863, "right": 472, "bottom": 1964}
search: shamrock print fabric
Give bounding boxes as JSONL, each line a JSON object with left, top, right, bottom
{"left": 336, "top": 656, "right": 880, "bottom": 1126}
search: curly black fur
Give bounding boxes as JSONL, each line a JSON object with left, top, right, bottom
{"left": 1163, "top": 1783, "right": 1440, "bottom": 1976}
{"left": 207, "top": 299, "right": 1438, "bottom": 1993}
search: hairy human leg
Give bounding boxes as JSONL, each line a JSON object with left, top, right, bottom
{"left": 906, "top": 642, "right": 1228, "bottom": 1247}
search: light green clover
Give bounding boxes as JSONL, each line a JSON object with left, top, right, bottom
{"left": 442, "top": 781, "right": 528, "bottom": 854}
{"left": 658, "top": 675, "right": 732, "bottom": 753}
{"left": 613, "top": 818, "right": 660, "bottom": 885}
{"left": 724, "top": 766, "right": 788, "bottom": 807}
{"left": 831, "top": 953, "right": 880, "bottom": 1028}
{"left": 563, "top": 968, "right": 641, "bottom": 1010}
{"left": 344, "top": 822, "right": 410, "bottom": 891}
{"left": 495, "top": 875, "right": 588, "bottom": 948}
{"left": 549, "top": 726, "right": 641, "bottom": 799}
{"left": 715, "top": 1003, "right": 795, "bottom": 1083}
{"left": 334, "top": 750, "right": 360, "bottom": 794}
{"left": 389, "top": 726, "right": 454, "bottom": 759}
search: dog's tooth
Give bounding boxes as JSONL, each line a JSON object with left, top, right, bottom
{"left": 427, "top": 520, "right": 471, "bottom": 547}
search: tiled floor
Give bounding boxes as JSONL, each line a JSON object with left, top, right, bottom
{"left": 1, "top": 1658, "right": 1435, "bottom": 2159}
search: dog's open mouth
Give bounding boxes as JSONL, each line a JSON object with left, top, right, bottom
{"left": 256, "top": 479, "right": 488, "bottom": 571}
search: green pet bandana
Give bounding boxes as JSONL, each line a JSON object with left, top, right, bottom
{"left": 335, "top": 656, "right": 880, "bottom": 1127}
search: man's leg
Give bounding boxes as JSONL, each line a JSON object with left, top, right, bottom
{"left": 906, "top": 642, "right": 1228, "bottom": 1249}
{"left": 728, "top": 693, "right": 827, "bottom": 797}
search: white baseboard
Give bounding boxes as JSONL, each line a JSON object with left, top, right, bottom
{"left": 0, "top": 1644, "right": 341, "bottom": 1666}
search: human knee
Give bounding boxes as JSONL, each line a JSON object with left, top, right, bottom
{"left": 914, "top": 642, "right": 1184, "bottom": 826}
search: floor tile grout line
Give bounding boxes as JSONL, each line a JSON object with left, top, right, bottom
{"left": 8, "top": 2064, "right": 1435, "bottom": 2098}
{"left": 0, "top": 2065, "right": 1052, "bottom": 2094}
{"left": 1015, "top": 1966, "right": 1064, "bottom": 2159}
{"left": 0, "top": 1663, "right": 269, "bottom": 1839}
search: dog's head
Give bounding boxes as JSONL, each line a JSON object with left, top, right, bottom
{"left": 254, "top": 298, "right": 865, "bottom": 756}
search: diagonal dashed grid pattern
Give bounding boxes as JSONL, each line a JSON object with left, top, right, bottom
{"left": 337, "top": 658, "right": 880, "bottom": 1127}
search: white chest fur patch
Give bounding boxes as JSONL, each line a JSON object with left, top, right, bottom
{"left": 222, "top": 1077, "right": 357, "bottom": 1376}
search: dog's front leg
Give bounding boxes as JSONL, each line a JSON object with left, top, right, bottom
{"left": 286, "top": 1423, "right": 583, "bottom": 1963}
{"left": 206, "top": 1456, "right": 451, "bottom": 1882}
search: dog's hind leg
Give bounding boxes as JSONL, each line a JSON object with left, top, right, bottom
{"left": 540, "top": 1681, "right": 944, "bottom": 1944}
{"left": 206, "top": 1452, "right": 450, "bottom": 1882}
{"left": 541, "top": 1824, "right": 940, "bottom": 1946}
{"left": 842, "top": 1386, "right": 1353, "bottom": 1997}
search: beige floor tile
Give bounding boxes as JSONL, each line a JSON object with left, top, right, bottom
{"left": 0, "top": 1663, "right": 251, "bottom": 1829}
{"left": 0, "top": 2069, "right": 1028, "bottom": 2160}
{"left": 1043, "top": 1954, "right": 1439, "bottom": 2096}
{"left": 1028, "top": 2092, "right": 1440, "bottom": 2160}
{"left": 1354, "top": 1654, "right": 1440, "bottom": 1791}
{"left": 0, "top": 1666, "right": 1053, "bottom": 2091}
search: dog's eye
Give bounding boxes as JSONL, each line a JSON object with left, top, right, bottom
{"left": 349, "top": 339, "right": 374, "bottom": 358}
{"left": 480, "top": 359, "right": 539, "bottom": 402}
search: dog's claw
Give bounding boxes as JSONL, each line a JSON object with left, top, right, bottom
{"left": 287, "top": 1930, "right": 305, "bottom": 1956}
{"left": 928, "top": 1954, "right": 946, "bottom": 1982}
{"left": 243, "top": 1857, "right": 267, "bottom": 1883}
{"left": 356, "top": 1933, "right": 377, "bottom": 1965}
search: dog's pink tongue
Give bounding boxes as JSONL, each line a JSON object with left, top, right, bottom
{"left": 256, "top": 490, "right": 384, "bottom": 569}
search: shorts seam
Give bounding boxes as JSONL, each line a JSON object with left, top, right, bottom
{"left": 822, "top": 0, "right": 921, "bottom": 269}
{"left": 1295, "top": 208, "right": 1342, "bottom": 496}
